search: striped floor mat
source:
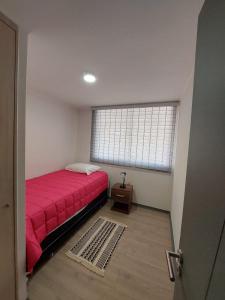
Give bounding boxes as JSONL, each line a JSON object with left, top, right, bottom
{"left": 66, "top": 217, "right": 127, "bottom": 276}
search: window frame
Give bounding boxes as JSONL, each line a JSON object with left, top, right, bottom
{"left": 90, "top": 101, "right": 179, "bottom": 173}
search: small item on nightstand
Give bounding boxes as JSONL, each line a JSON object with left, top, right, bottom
{"left": 111, "top": 183, "right": 133, "bottom": 214}
{"left": 120, "top": 172, "right": 127, "bottom": 188}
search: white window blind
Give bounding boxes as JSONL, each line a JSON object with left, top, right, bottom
{"left": 90, "top": 102, "right": 178, "bottom": 172}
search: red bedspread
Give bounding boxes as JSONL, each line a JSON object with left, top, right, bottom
{"left": 26, "top": 170, "right": 108, "bottom": 272}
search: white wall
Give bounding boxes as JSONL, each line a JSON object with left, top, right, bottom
{"left": 26, "top": 90, "right": 78, "bottom": 179}
{"left": 16, "top": 30, "right": 28, "bottom": 300}
{"left": 76, "top": 109, "right": 173, "bottom": 211}
{"left": 171, "top": 73, "right": 194, "bottom": 249}
{"left": 170, "top": 0, "right": 204, "bottom": 252}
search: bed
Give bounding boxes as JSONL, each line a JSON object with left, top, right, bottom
{"left": 26, "top": 169, "right": 108, "bottom": 273}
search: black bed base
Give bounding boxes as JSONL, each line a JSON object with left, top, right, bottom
{"left": 34, "top": 189, "right": 108, "bottom": 271}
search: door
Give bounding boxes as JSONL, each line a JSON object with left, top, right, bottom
{"left": 0, "top": 13, "right": 17, "bottom": 300}
{"left": 168, "top": 1, "right": 225, "bottom": 299}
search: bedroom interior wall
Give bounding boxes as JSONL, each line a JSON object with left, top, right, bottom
{"left": 170, "top": 72, "right": 195, "bottom": 250}
{"left": 25, "top": 90, "right": 78, "bottom": 179}
{"left": 15, "top": 29, "right": 28, "bottom": 300}
{"left": 76, "top": 109, "right": 173, "bottom": 211}
{"left": 170, "top": 0, "right": 203, "bottom": 252}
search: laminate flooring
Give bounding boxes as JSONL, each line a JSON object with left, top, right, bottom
{"left": 28, "top": 201, "right": 174, "bottom": 300}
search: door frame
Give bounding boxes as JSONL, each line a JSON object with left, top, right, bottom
{"left": 0, "top": 10, "right": 19, "bottom": 300}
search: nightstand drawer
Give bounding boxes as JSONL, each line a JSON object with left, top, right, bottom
{"left": 111, "top": 189, "right": 130, "bottom": 198}
{"left": 111, "top": 189, "right": 130, "bottom": 202}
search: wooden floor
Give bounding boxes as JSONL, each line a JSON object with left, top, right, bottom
{"left": 28, "top": 201, "right": 174, "bottom": 300}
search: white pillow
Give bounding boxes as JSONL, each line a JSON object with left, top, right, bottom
{"left": 65, "top": 163, "right": 101, "bottom": 175}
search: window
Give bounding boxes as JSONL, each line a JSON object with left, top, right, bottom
{"left": 90, "top": 102, "right": 178, "bottom": 172}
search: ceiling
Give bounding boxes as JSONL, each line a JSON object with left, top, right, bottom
{"left": 1, "top": 0, "right": 204, "bottom": 107}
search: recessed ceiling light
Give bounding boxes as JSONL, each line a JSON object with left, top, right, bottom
{"left": 83, "top": 73, "right": 97, "bottom": 84}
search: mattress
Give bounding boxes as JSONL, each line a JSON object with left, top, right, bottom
{"left": 26, "top": 170, "right": 108, "bottom": 273}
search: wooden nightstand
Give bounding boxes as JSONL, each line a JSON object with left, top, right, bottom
{"left": 111, "top": 183, "right": 133, "bottom": 214}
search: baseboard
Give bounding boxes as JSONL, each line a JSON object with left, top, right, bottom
{"left": 109, "top": 200, "right": 175, "bottom": 250}
{"left": 169, "top": 213, "right": 175, "bottom": 251}
{"left": 132, "top": 202, "right": 170, "bottom": 214}
{"left": 132, "top": 202, "right": 175, "bottom": 250}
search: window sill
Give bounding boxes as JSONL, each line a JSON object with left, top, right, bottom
{"left": 90, "top": 159, "right": 172, "bottom": 175}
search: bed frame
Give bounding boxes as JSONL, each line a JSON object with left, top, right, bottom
{"left": 34, "top": 189, "right": 108, "bottom": 270}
